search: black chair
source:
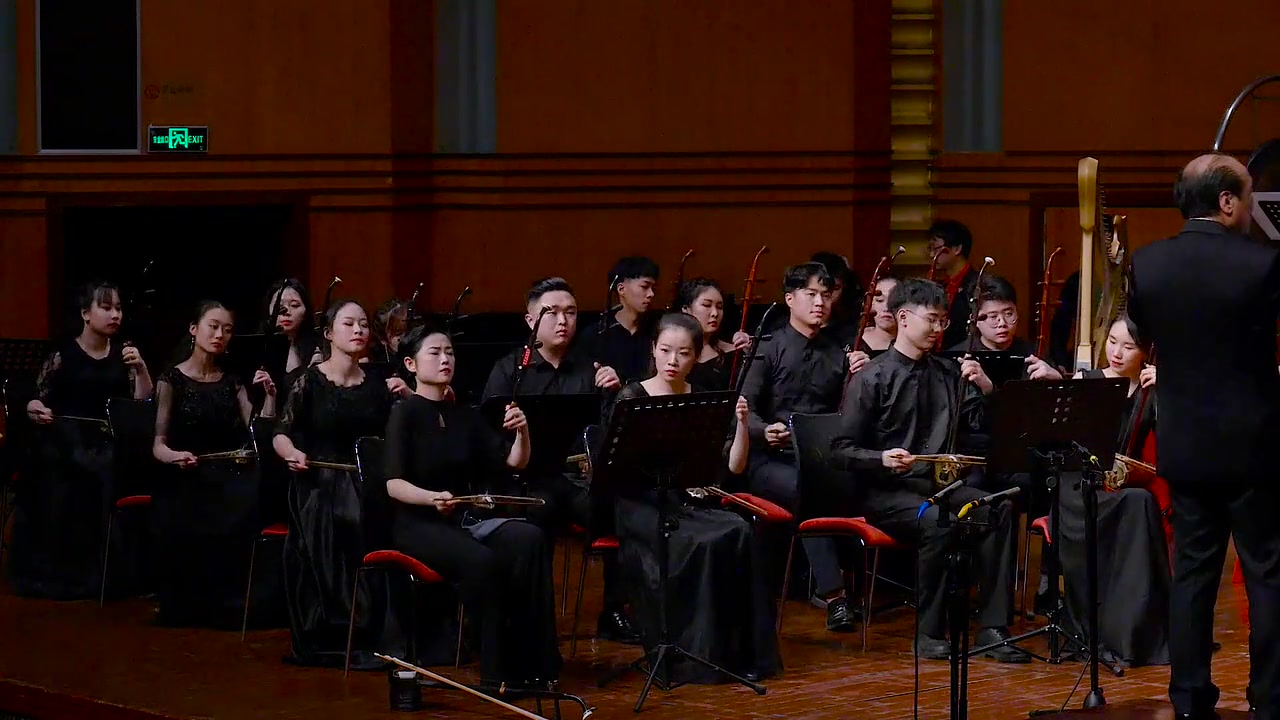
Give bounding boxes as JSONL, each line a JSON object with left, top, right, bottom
{"left": 782, "top": 412, "right": 911, "bottom": 652}
{"left": 100, "top": 397, "right": 157, "bottom": 606}
{"left": 566, "top": 424, "right": 622, "bottom": 659}
{"left": 346, "top": 436, "right": 462, "bottom": 677}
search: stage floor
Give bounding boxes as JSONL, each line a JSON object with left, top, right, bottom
{"left": 0, "top": 543, "right": 1256, "bottom": 720}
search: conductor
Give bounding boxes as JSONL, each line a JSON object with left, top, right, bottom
{"left": 1128, "top": 152, "right": 1280, "bottom": 720}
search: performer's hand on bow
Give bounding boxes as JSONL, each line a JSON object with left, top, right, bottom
{"left": 593, "top": 362, "right": 622, "bottom": 390}
{"left": 25, "top": 400, "right": 54, "bottom": 425}
{"left": 847, "top": 349, "right": 871, "bottom": 376}
{"left": 427, "top": 490, "right": 458, "bottom": 514}
{"left": 386, "top": 376, "right": 411, "bottom": 398}
{"left": 1140, "top": 364, "right": 1157, "bottom": 389}
{"left": 502, "top": 402, "right": 528, "bottom": 432}
{"left": 960, "top": 357, "right": 995, "bottom": 394}
{"left": 764, "top": 422, "right": 791, "bottom": 448}
{"left": 167, "top": 450, "right": 198, "bottom": 468}
{"left": 284, "top": 449, "right": 308, "bottom": 472}
{"left": 730, "top": 331, "right": 752, "bottom": 351}
{"left": 882, "top": 448, "right": 915, "bottom": 472}
{"left": 1024, "top": 354, "right": 1063, "bottom": 381}
{"left": 252, "top": 368, "right": 277, "bottom": 397}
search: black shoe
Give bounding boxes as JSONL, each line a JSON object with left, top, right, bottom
{"left": 825, "top": 598, "right": 856, "bottom": 633}
{"left": 975, "top": 626, "right": 1031, "bottom": 664}
{"left": 597, "top": 609, "right": 641, "bottom": 644}
{"left": 915, "top": 634, "right": 950, "bottom": 660}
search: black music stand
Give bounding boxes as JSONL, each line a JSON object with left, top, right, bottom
{"left": 593, "top": 391, "right": 765, "bottom": 712}
{"left": 224, "top": 333, "right": 290, "bottom": 385}
{"left": 973, "top": 379, "right": 1129, "bottom": 709}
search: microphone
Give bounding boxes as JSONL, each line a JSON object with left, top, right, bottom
{"left": 956, "top": 486, "right": 1022, "bottom": 519}
{"left": 917, "top": 478, "right": 965, "bottom": 519}
{"left": 1072, "top": 441, "right": 1101, "bottom": 467}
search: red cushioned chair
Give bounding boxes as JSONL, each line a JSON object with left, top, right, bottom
{"left": 346, "top": 437, "right": 463, "bottom": 677}
{"left": 99, "top": 494, "right": 152, "bottom": 606}
{"left": 240, "top": 522, "right": 288, "bottom": 640}
{"left": 783, "top": 413, "right": 912, "bottom": 652}
{"left": 567, "top": 425, "right": 621, "bottom": 659}
{"left": 99, "top": 398, "right": 157, "bottom": 607}
{"left": 1018, "top": 515, "right": 1052, "bottom": 617}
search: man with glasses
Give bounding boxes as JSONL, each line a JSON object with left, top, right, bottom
{"left": 832, "top": 277, "right": 1027, "bottom": 663}
{"left": 927, "top": 219, "right": 980, "bottom": 348}
{"left": 741, "top": 262, "right": 866, "bottom": 633}
{"left": 949, "top": 275, "right": 1061, "bottom": 381}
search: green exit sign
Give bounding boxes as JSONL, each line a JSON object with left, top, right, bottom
{"left": 147, "top": 125, "right": 208, "bottom": 153}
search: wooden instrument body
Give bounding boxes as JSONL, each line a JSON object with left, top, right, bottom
{"left": 1101, "top": 431, "right": 1173, "bottom": 552}
{"left": 1074, "top": 158, "right": 1129, "bottom": 371}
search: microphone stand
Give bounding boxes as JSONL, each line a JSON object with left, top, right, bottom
{"left": 935, "top": 489, "right": 990, "bottom": 720}
{"left": 1078, "top": 448, "right": 1107, "bottom": 709}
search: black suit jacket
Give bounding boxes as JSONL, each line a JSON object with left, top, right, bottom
{"left": 1129, "top": 219, "right": 1280, "bottom": 484}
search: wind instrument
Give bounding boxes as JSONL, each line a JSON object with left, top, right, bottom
{"left": 728, "top": 246, "right": 770, "bottom": 387}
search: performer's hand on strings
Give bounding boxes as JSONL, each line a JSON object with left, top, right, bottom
{"left": 1140, "top": 364, "right": 1157, "bottom": 389}
{"left": 730, "top": 331, "right": 752, "bottom": 351}
{"left": 385, "top": 376, "right": 411, "bottom": 398}
{"left": 284, "top": 449, "right": 309, "bottom": 472}
{"left": 735, "top": 396, "right": 749, "bottom": 424}
{"left": 846, "top": 350, "right": 871, "bottom": 376}
{"left": 881, "top": 448, "right": 915, "bottom": 472}
{"left": 960, "top": 357, "right": 995, "bottom": 394}
{"left": 252, "top": 368, "right": 276, "bottom": 397}
{"left": 593, "top": 362, "right": 622, "bottom": 390}
{"left": 427, "top": 490, "right": 458, "bottom": 513}
{"left": 764, "top": 422, "right": 791, "bottom": 448}
{"left": 1024, "top": 354, "right": 1063, "bottom": 381}
{"left": 122, "top": 343, "right": 146, "bottom": 368}
{"left": 502, "top": 402, "right": 528, "bottom": 432}
{"left": 25, "top": 400, "right": 54, "bottom": 425}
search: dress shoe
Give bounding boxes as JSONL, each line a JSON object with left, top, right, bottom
{"left": 975, "top": 626, "right": 1032, "bottom": 663}
{"left": 825, "top": 597, "right": 856, "bottom": 633}
{"left": 915, "top": 634, "right": 951, "bottom": 660}
{"left": 596, "top": 609, "right": 641, "bottom": 644}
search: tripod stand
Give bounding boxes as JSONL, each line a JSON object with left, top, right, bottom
{"left": 593, "top": 391, "right": 766, "bottom": 712}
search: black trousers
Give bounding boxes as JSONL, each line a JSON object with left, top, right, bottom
{"left": 748, "top": 458, "right": 846, "bottom": 597}
{"left": 392, "top": 519, "right": 562, "bottom": 685}
{"left": 1168, "top": 480, "right": 1280, "bottom": 717}
{"left": 863, "top": 485, "right": 1016, "bottom": 638}
{"left": 526, "top": 472, "right": 624, "bottom": 610}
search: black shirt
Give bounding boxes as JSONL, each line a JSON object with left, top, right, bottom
{"left": 482, "top": 345, "right": 599, "bottom": 399}
{"left": 741, "top": 322, "right": 847, "bottom": 457}
{"left": 592, "top": 312, "right": 656, "bottom": 384}
{"left": 832, "top": 348, "right": 985, "bottom": 496}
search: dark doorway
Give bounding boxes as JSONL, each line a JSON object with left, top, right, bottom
{"left": 52, "top": 204, "right": 302, "bottom": 369}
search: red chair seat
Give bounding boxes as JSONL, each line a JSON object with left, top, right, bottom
{"left": 589, "top": 536, "right": 620, "bottom": 551}
{"left": 721, "top": 493, "right": 794, "bottom": 523}
{"left": 797, "top": 517, "right": 901, "bottom": 547}
{"left": 567, "top": 524, "right": 586, "bottom": 535}
{"left": 260, "top": 522, "right": 288, "bottom": 538}
{"left": 362, "top": 550, "right": 445, "bottom": 583}
{"left": 1030, "top": 516, "right": 1052, "bottom": 545}
{"left": 115, "top": 495, "right": 151, "bottom": 509}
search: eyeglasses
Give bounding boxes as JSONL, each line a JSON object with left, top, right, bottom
{"left": 978, "top": 308, "right": 1017, "bottom": 326}
{"left": 926, "top": 244, "right": 950, "bottom": 257}
{"left": 905, "top": 309, "right": 950, "bottom": 330}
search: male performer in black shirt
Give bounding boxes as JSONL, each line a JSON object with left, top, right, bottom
{"left": 741, "top": 262, "right": 869, "bottom": 632}
{"left": 927, "top": 219, "right": 981, "bottom": 349}
{"left": 1129, "top": 153, "right": 1280, "bottom": 720}
{"left": 594, "top": 256, "right": 660, "bottom": 384}
{"left": 832, "top": 278, "right": 1026, "bottom": 663}
{"left": 482, "top": 277, "right": 638, "bottom": 644}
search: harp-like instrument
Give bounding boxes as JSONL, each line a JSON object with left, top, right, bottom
{"left": 1073, "top": 158, "right": 1129, "bottom": 371}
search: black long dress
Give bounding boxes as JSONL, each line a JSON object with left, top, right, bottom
{"left": 383, "top": 394, "right": 562, "bottom": 685}
{"left": 276, "top": 365, "right": 399, "bottom": 668}
{"left": 8, "top": 339, "right": 133, "bottom": 599}
{"left": 151, "top": 368, "right": 261, "bottom": 628}
{"left": 1058, "top": 369, "right": 1170, "bottom": 667}
{"left": 610, "top": 382, "right": 780, "bottom": 683}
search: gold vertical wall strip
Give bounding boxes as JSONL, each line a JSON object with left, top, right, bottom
{"left": 889, "top": 0, "right": 936, "bottom": 264}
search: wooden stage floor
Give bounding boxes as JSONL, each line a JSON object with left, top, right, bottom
{"left": 0, "top": 544, "right": 1256, "bottom": 720}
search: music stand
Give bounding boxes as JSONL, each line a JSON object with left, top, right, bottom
{"left": 593, "top": 391, "right": 766, "bottom": 712}
{"left": 224, "top": 333, "right": 290, "bottom": 385}
{"left": 972, "top": 379, "right": 1129, "bottom": 703}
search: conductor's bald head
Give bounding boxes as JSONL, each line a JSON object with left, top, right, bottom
{"left": 1175, "top": 152, "right": 1253, "bottom": 233}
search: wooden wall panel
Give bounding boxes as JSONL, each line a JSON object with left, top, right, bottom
{"left": 307, "top": 204, "right": 397, "bottom": 313}
{"left": 496, "top": 0, "right": 862, "bottom": 153}
{"left": 140, "top": 0, "right": 396, "bottom": 155}
{"left": 1003, "top": 0, "right": 1280, "bottom": 153}
{"left": 0, "top": 211, "right": 48, "bottom": 337}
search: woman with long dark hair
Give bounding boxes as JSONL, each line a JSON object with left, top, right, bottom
{"left": 150, "top": 300, "right": 276, "bottom": 627}
{"left": 260, "top": 280, "right": 320, "bottom": 407}
{"left": 675, "top": 278, "right": 751, "bottom": 391}
{"left": 273, "top": 299, "right": 409, "bottom": 668}
{"left": 11, "top": 281, "right": 153, "bottom": 599}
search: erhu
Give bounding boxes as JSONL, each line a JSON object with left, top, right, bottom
{"left": 448, "top": 285, "right": 472, "bottom": 337}
{"left": 1105, "top": 346, "right": 1158, "bottom": 491}
{"left": 727, "top": 246, "right": 769, "bottom": 387}
{"left": 315, "top": 276, "right": 343, "bottom": 326}
{"left": 668, "top": 249, "right": 695, "bottom": 311}
{"left": 838, "top": 245, "right": 906, "bottom": 412}
{"left": 1035, "top": 246, "right": 1064, "bottom": 359}
{"left": 688, "top": 302, "right": 781, "bottom": 515}
{"left": 597, "top": 274, "right": 622, "bottom": 336}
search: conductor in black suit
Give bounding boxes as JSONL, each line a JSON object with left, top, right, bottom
{"left": 1128, "top": 153, "right": 1280, "bottom": 720}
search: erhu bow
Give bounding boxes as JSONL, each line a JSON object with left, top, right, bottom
{"left": 669, "top": 249, "right": 695, "bottom": 310}
{"left": 728, "top": 246, "right": 769, "bottom": 387}
{"left": 1074, "top": 157, "right": 1129, "bottom": 371}
{"left": 1036, "top": 246, "right": 1064, "bottom": 359}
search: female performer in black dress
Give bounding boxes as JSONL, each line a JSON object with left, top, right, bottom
{"left": 676, "top": 278, "right": 751, "bottom": 391}
{"left": 150, "top": 301, "right": 277, "bottom": 627}
{"left": 12, "top": 281, "right": 153, "bottom": 599}
{"left": 273, "top": 299, "right": 410, "bottom": 668}
{"left": 383, "top": 324, "right": 561, "bottom": 687}
{"left": 1060, "top": 314, "right": 1169, "bottom": 668}
{"left": 261, "top": 280, "right": 320, "bottom": 407}
{"left": 857, "top": 276, "right": 898, "bottom": 353}
{"left": 610, "top": 313, "right": 779, "bottom": 683}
